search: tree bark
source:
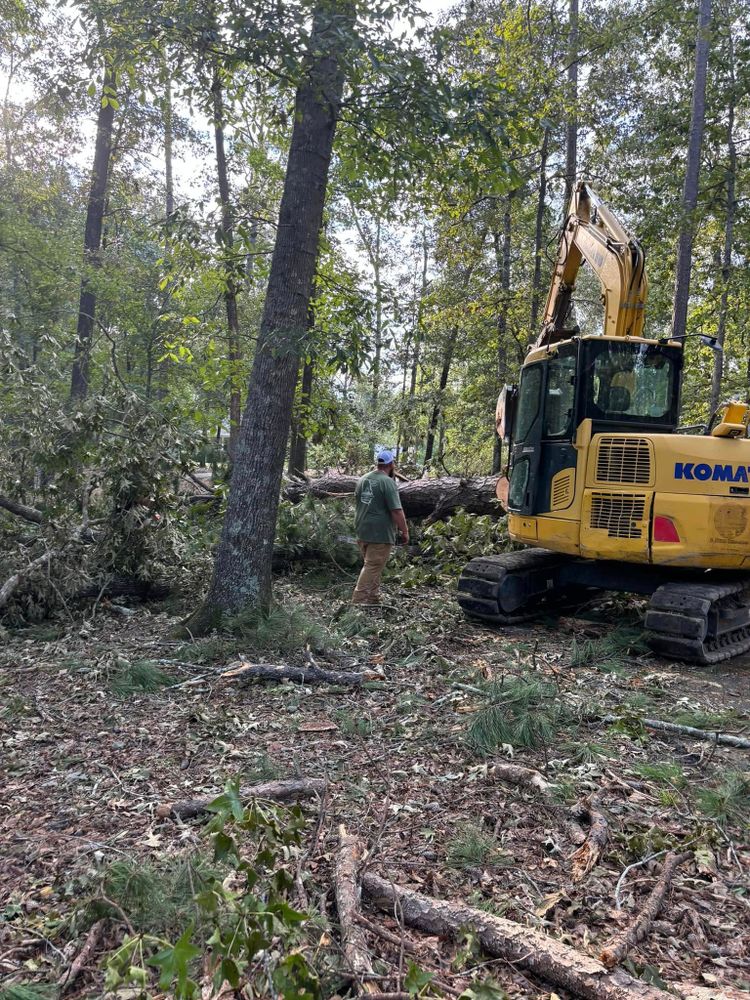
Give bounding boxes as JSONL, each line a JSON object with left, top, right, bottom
{"left": 70, "top": 67, "right": 116, "bottom": 401}
{"left": 564, "top": 0, "right": 578, "bottom": 206}
{"left": 219, "top": 660, "right": 369, "bottom": 686}
{"left": 282, "top": 473, "right": 503, "bottom": 518}
{"left": 335, "top": 826, "right": 378, "bottom": 989}
{"left": 362, "top": 874, "right": 674, "bottom": 1000}
{"left": 212, "top": 65, "right": 242, "bottom": 465}
{"left": 288, "top": 300, "right": 315, "bottom": 477}
{"left": 188, "top": 3, "right": 348, "bottom": 628}
{"left": 671, "top": 0, "right": 712, "bottom": 340}
{"left": 492, "top": 194, "right": 513, "bottom": 474}
{"left": 709, "top": 42, "right": 735, "bottom": 416}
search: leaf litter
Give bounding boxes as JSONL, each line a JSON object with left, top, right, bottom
{"left": 1, "top": 579, "right": 749, "bottom": 998}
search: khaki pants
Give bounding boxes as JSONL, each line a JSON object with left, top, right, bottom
{"left": 351, "top": 542, "right": 393, "bottom": 604}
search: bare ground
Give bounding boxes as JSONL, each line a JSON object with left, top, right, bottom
{"left": 1, "top": 575, "right": 749, "bottom": 999}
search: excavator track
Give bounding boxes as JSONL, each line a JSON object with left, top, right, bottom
{"left": 457, "top": 549, "right": 585, "bottom": 623}
{"left": 645, "top": 580, "right": 750, "bottom": 664}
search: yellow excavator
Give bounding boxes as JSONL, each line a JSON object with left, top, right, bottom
{"left": 457, "top": 181, "right": 750, "bottom": 664}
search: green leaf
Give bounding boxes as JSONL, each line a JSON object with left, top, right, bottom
{"left": 404, "top": 961, "right": 434, "bottom": 995}
{"left": 149, "top": 926, "right": 200, "bottom": 997}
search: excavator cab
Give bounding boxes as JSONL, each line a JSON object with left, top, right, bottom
{"left": 507, "top": 337, "right": 683, "bottom": 517}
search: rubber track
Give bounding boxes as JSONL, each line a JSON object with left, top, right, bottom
{"left": 645, "top": 580, "right": 750, "bottom": 664}
{"left": 457, "top": 549, "right": 578, "bottom": 623}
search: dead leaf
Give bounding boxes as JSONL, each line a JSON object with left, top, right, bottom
{"left": 298, "top": 721, "right": 339, "bottom": 733}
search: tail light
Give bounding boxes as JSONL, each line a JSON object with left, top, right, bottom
{"left": 654, "top": 515, "right": 680, "bottom": 543}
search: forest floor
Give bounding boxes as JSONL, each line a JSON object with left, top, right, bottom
{"left": 1, "top": 568, "right": 749, "bottom": 1000}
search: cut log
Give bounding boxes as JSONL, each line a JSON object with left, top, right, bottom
{"left": 220, "top": 661, "right": 374, "bottom": 686}
{"left": 76, "top": 577, "right": 171, "bottom": 600}
{"left": 282, "top": 473, "right": 504, "bottom": 519}
{"left": 158, "top": 777, "right": 326, "bottom": 821}
{"left": 335, "top": 825, "right": 377, "bottom": 991}
{"left": 362, "top": 873, "right": 674, "bottom": 1000}
{"left": 488, "top": 762, "right": 556, "bottom": 798}
{"left": 601, "top": 852, "right": 691, "bottom": 969}
{"left": 569, "top": 795, "right": 609, "bottom": 881}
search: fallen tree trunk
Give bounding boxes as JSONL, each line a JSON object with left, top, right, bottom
{"left": 601, "top": 852, "right": 691, "bottom": 969}
{"left": 158, "top": 777, "right": 326, "bottom": 820}
{"left": 0, "top": 494, "right": 44, "bottom": 524}
{"left": 283, "top": 473, "right": 504, "bottom": 519}
{"left": 220, "top": 661, "right": 373, "bottom": 686}
{"left": 362, "top": 873, "right": 673, "bottom": 1000}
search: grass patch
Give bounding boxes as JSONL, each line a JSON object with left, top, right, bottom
{"left": 571, "top": 626, "right": 648, "bottom": 673}
{"left": 96, "top": 854, "right": 217, "bottom": 935}
{"left": 467, "top": 676, "right": 571, "bottom": 753}
{"left": 176, "top": 601, "right": 338, "bottom": 664}
{"left": 333, "top": 708, "right": 373, "bottom": 738}
{"left": 696, "top": 772, "right": 750, "bottom": 826}
{"left": 244, "top": 752, "right": 282, "bottom": 782}
{"left": 0, "top": 987, "right": 58, "bottom": 1000}
{"left": 109, "top": 660, "right": 171, "bottom": 696}
{"left": 634, "top": 762, "right": 686, "bottom": 788}
{"left": 447, "top": 823, "right": 504, "bottom": 870}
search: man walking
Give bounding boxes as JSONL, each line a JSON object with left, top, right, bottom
{"left": 351, "top": 450, "right": 409, "bottom": 606}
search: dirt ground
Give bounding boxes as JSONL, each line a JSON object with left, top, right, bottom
{"left": 1, "top": 575, "right": 749, "bottom": 999}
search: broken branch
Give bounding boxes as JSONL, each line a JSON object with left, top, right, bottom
{"left": 58, "top": 918, "right": 107, "bottom": 993}
{"left": 158, "top": 777, "right": 327, "bottom": 820}
{"left": 569, "top": 795, "right": 609, "bottom": 882}
{"left": 0, "top": 493, "right": 44, "bottom": 523}
{"left": 220, "top": 661, "right": 375, "bottom": 687}
{"left": 0, "top": 549, "right": 56, "bottom": 610}
{"left": 362, "top": 873, "right": 673, "bottom": 1000}
{"left": 601, "top": 852, "right": 692, "bottom": 969}
{"left": 602, "top": 714, "right": 750, "bottom": 750}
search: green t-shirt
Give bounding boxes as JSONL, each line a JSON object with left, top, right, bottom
{"left": 354, "top": 470, "right": 402, "bottom": 544}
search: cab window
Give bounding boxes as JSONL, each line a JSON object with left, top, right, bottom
{"left": 514, "top": 364, "right": 543, "bottom": 443}
{"left": 543, "top": 355, "right": 576, "bottom": 437}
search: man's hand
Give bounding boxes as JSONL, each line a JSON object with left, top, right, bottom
{"left": 392, "top": 508, "right": 409, "bottom": 545}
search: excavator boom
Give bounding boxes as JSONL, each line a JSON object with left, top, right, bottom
{"left": 536, "top": 182, "right": 648, "bottom": 347}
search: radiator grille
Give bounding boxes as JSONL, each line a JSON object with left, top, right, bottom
{"left": 590, "top": 492, "right": 646, "bottom": 538}
{"left": 596, "top": 437, "right": 651, "bottom": 485}
{"left": 550, "top": 468, "right": 575, "bottom": 511}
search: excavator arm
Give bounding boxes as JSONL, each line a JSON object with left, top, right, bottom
{"left": 535, "top": 182, "right": 648, "bottom": 348}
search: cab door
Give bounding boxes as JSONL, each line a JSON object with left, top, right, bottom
{"left": 507, "top": 362, "right": 545, "bottom": 514}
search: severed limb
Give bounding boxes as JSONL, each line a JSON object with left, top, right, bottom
{"left": 600, "top": 851, "right": 692, "bottom": 969}
{"left": 219, "top": 661, "right": 377, "bottom": 686}
{"left": 58, "top": 918, "right": 107, "bottom": 993}
{"left": 362, "top": 872, "right": 674, "bottom": 1000}
{"left": 0, "top": 550, "right": 56, "bottom": 610}
{"left": 335, "top": 825, "right": 378, "bottom": 992}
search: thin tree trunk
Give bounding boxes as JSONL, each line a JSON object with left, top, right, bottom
{"left": 409, "top": 227, "right": 429, "bottom": 399}
{"left": 564, "top": 0, "right": 578, "bottom": 206}
{"left": 288, "top": 331, "right": 314, "bottom": 478}
{"left": 212, "top": 65, "right": 242, "bottom": 465}
{"left": 671, "top": 0, "right": 712, "bottom": 340}
{"left": 530, "top": 127, "right": 550, "bottom": 332}
{"left": 709, "top": 46, "right": 735, "bottom": 415}
{"left": 186, "top": 4, "right": 348, "bottom": 628}
{"left": 424, "top": 327, "right": 458, "bottom": 467}
{"left": 70, "top": 67, "right": 116, "bottom": 401}
{"left": 155, "top": 68, "right": 175, "bottom": 401}
{"left": 350, "top": 207, "right": 384, "bottom": 408}
{"left": 492, "top": 195, "right": 513, "bottom": 474}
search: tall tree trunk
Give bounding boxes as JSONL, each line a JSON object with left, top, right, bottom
{"left": 492, "top": 195, "right": 513, "bottom": 474}
{"left": 69, "top": 67, "right": 116, "bottom": 401}
{"left": 709, "top": 40, "right": 735, "bottom": 416}
{"left": 671, "top": 0, "right": 712, "bottom": 340}
{"left": 564, "top": 0, "right": 578, "bottom": 206}
{"left": 187, "top": 4, "right": 348, "bottom": 626}
{"left": 530, "top": 127, "right": 550, "bottom": 332}
{"left": 212, "top": 65, "right": 242, "bottom": 465}
{"left": 350, "top": 207, "right": 384, "bottom": 407}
